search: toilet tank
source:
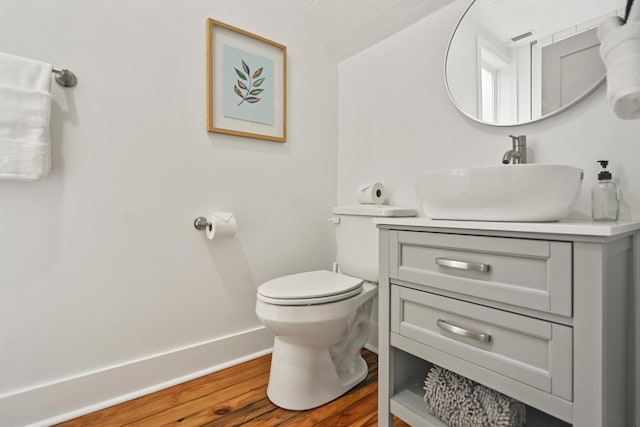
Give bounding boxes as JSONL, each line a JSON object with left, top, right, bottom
{"left": 332, "top": 205, "right": 415, "bottom": 282}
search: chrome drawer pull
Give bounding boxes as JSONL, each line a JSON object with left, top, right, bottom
{"left": 436, "top": 319, "right": 492, "bottom": 343}
{"left": 435, "top": 257, "right": 490, "bottom": 272}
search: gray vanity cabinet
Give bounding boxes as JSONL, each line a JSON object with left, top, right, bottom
{"left": 376, "top": 222, "right": 639, "bottom": 427}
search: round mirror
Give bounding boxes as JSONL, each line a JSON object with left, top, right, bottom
{"left": 445, "top": 0, "right": 625, "bottom": 126}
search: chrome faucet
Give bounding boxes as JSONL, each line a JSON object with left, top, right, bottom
{"left": 502, "top": 135, "right": 527, "bottom": 164}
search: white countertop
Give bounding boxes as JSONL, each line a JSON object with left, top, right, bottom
{"left": 373, "top": 217, "right": 640, "bottom": 237}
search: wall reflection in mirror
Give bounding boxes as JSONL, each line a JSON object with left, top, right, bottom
{"left": 445, "top": 0, "right": 625, "bottom": 126}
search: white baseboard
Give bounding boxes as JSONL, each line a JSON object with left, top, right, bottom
{"left": 0, "top": 326, "right": 273, "bottom": 427}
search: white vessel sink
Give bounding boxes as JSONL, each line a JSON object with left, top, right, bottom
{"left": 416, "top": 164, "right": 583, "bottom": 222}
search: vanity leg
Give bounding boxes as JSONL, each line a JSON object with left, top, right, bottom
{"left": 574, "top": 240, "right": 634, "bottom": 427}
{"left": 378, "top": 229, "right": 393, "bottom": 427}
{"left": 634, "top": 234, "right": 640, "bottom": 427}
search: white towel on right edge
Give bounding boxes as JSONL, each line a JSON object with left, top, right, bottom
{"left": 598, "top": 2, "right": 640, "bottom": 120}
{"left": 0, "top": 52, "right": 52, "bottom": 180}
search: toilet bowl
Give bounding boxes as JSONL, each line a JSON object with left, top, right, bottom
{"left": 255, "top": 205, "right": 415, "bottom": 410}
{"left": 256, "top": 271, "right": 377, "bottom": 410}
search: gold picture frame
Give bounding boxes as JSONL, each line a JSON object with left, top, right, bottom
{"left": 207, "top": 19, "right": 287, "bottom": 143}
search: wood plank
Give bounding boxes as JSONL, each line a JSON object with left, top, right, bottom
{"left": 313, "top": 390, "right": 379, "bottom": 427}
{"left": 233, "top": 406, "right": 300, "bottom": 426}
{"left": 56, "top": 350, "right": 401, "bottom": 427}
{"left": 200, "top": 397, "right": 276, "bottom": 427}
{"left": 162, "top": 350, "right": 377, "bottom": 426}
{"left": 393, "top": 416, "right": 412, "bottom": 427}
{"left": 54, "top": 355, "right": 271, "bottom": 427}
{"left": 276, "top": 366, "right": 378, "bottom": 426}
{"left": 125, "top": 371, "right": 270, "bottom": 427}
{"left": 157, "top": 379, "right": 270, "bottom": 427}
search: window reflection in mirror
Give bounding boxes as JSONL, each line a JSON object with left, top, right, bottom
{"left": 479, "top": 46, "right": 498, "bottom": 122}
{"left": 480, "top": 63, "right": 497, "bottom": 123}
{"left": 445, "top": 0, "right": 624, "bottom": 126}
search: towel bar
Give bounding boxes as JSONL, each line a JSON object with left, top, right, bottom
{"left": 52, "top": 67, "right": 77, "bottom": 87}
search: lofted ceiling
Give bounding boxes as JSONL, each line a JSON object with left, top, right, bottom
{"left": 289, "top": 0, "right": 452, "bottom": 61}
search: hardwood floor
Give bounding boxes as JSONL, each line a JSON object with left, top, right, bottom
{"left": 55, "top": 349, "right": 410, "bottom": 427}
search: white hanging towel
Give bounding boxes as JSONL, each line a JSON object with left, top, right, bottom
{"left": 598, "top": 3, "right": 640, "bottom": 119}
{"left": 0, "top": 52, "right": 52, "bottom": 180}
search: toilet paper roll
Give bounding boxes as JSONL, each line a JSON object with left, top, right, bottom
{"left": 356, "top": 182, "right": 386, "bottom": 204}
{"left": 206, "top": 212, "right": 237, "bottom": 240}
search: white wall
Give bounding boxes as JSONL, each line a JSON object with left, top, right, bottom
{"left": 338, "top": 0, "right": 640, "bottom": 221}
{"left": 0, "top": 1, "right": 338, "bottom": 425}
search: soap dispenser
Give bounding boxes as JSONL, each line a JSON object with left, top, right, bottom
{"left": 591, "top": 160, "right": 619, "bottom": 221}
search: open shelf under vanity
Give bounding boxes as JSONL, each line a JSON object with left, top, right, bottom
{"left": 389, "top": 349, "right": 570, "bottom": 427}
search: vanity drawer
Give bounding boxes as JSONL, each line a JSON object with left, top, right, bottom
{"left": 391, "top": 285, "right": 572, "bottom": 401}
{"left": 390, "top": 231, "right": 572, "bottom": 316}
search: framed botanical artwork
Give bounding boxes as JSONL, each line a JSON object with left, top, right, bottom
{"left": 207, "top": 19, "right": 287, "bottom": 143}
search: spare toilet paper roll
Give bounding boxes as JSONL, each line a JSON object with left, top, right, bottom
{"left": 206, "top": 212, "right": 237, "bottom": 240}
{"left": 356, "top": 182, "right": 386, "bottom": 204}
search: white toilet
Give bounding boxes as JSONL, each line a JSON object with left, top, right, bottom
{"left": 255, "top": 205, "right": 414, "bottom": 410}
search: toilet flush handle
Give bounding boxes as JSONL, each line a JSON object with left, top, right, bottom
{"left": 328, "top": 216, "right": 340, "bottom": 224}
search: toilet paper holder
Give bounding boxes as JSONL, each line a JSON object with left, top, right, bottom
{"left": 193, "top": 216, "right": 211, "bottom": 231}
{"left": 194, "top": 213, "right": 237, "bottom": 240}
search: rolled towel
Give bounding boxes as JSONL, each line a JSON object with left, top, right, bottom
{"left": 598, "top": 2, "right": 640, "bottom": 119}
{"left": 424, "top": 365, "right": 526, "bottom": 427}
{"left": 598, "top": 16, "right": 624, "bottom": 41}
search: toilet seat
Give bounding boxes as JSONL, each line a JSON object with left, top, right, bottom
{"left": 257, "top": 270, "right": 363, "bottom": 306}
